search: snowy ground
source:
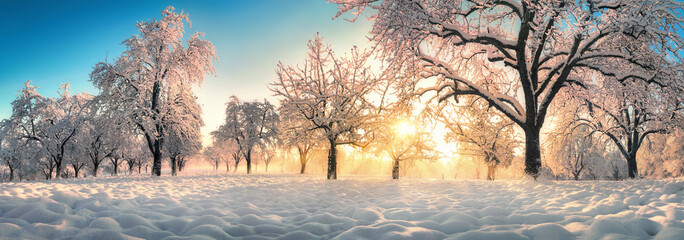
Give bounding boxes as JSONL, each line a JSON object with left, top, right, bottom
{"left": 0, "top": 174, "right": 683, "bottom": 240}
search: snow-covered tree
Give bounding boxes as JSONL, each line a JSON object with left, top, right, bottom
{"left": 438, "top": 97, "right": 518, "bottom": 180}
{"left": 65, "top": 139, "right": 89, "bottom": 178}
{"left": 203, "top": 142, "right": 224, "bottom": 171}
{"left": 8, "top": 81, "right": 44, "bottom": 141}
{"left": 90, "top": 6, "right": 216, "bottom": 176}
{"left": 213, "top": 97, "right": 278, "bottom": 174}
{"left": 0, "top": 120, "right": 33, "bottom": 181}
{"left": 39, "top": 86, "right": 91, "bottom": 178}
{"left": 0, "top": 129, "right": 20, "bottom": 181}
{"left": 166, "top": 122, "right": 202, "bottom": 176}
{"left": 206, "top": 136, "right": 242, "bottom": 172}
{"left": 636, "top": 133, "right": 668, "bottom": 178}
{"left": 256, "top": 140, "right": 280, "bottom": 172}
{"left": 111, "top": 133, "right": 149, "bottom": 176}
{"left": 277, "top": 112, "right": 319, "bottom": 174}
{"left": 659, "top": 130, "right": 684, "bottom": 177}
{"left": 380, "top": 118, "right": 439, "bottom": 179}
{"left": 271, "top": 34, "right": 379, "bottom": 179}
{"left": 546, "top": 124, "right": 604, "bottom": 180}
{"left": 7, "top": 82, "right": 91, "bottom": 179}
{"left": 122, "top": 141, "right": 148, "bottom": 175}
{"left": 78, "top": 99, "right": 128, "bottom": 177}
{"left": 166, "top": 70, "right": 204, "bottom": 175}
{"left": 81, "top": 125, "right": 119, "bottom": 177}
{"left": 126, "top": 142, "right": 149, "bottom": 175}
{"left": 6, "top": 81, "right": 46, "bottom": 179}
{"left": 332, "top": 0, "right": 684, "bottom": 178}
{"left": 571, "top": 76, "right": 683, "bottom": 178}
{"left": 125, "top": 155, "right": 136, "bottom": 175}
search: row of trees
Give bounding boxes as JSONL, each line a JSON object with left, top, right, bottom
{"left": 209, "top": 31, "right": 682, "bottom": 181}
{"left": 3, "top": 1, "right": 684, "bottom": 181}
{"left": 0, "top": 83, "right": 150, "bottom": 180}
{"left": 202, "top": 35, "right": 444, "bottom": 180}
{"left": 329, "top": 0, "right": 684, "bottom": 179}
{"left": 0, "top": 7, "right": 209, "bottom": 181}
{"left": 214, "top": 0, "right": 684, "bottom": 180}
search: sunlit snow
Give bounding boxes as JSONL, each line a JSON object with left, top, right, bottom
{"left": 1, "top": 173, "right": 683, "bottom": 239}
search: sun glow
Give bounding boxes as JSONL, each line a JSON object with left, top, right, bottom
{"left": 430, "top": 121, "right": 457, "bottom": 164}
{"left": 394, "top": 120, "right": 416, "bottom": 137}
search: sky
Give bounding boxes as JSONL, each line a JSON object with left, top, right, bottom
{"left": 0, "top": 0, "right": 373, "bottom": 144}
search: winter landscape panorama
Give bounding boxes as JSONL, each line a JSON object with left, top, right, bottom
{"left": 2, "top": 0, "right": 684, "bottom": 239}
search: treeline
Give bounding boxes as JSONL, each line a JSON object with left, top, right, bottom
{"left": 0, "top": 83, "right": 158, "bottom": 180}
{"left": 4, "top": 0, "right": 684, "bottom": 182}
{"left": 0, "top": 7, "right": 207, "bottom": 181}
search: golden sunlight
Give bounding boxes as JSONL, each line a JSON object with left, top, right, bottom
{"left": 394, "top": 120, "right": 416, "bottom": 137}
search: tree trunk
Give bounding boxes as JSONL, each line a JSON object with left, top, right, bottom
{"left": 299, "top": 146, "right": 308, "bottom": 174}
{"left": 300, "top": 162, "right": 306, "bottom": 174}
{"left": 327, "top": 137, "right": 337, "bottom": 180}
{"left": 246, "top": 150, "right": 252, "bottom": 174}
{"left": 171, "top": 156, "right": 178, "bottom": 176}
{"left": 180, "top": 158, "right": 186, "bottom": 172}
{"left": 8, "top": 166, "right": 14, "bottom": 182}
{"left": 486, "top": 165, "right": 496, "bottom": 181}
{"left": 55, "top": 156, "right": 63, "bottom": 179}
{"left": 47, "top": 163, "right": 54, "bottom": 180}
{"left": 112, "top": 159, "right": 120, "bottom": 176}
{"left": 92, "top": 162, "right": 100, "bottom": 177}
{"left": 151, "top": 80, "right": 164, "bottom": 177}
{"left": 55, "top": 167, "right": 61, "bottom": 179}
{"left": 627, "top": 153, "right": 638, "bottom": 179}
{"left": 152, "top": 142, "right": 162, "bottom": 176}
{"left": 392, "top": 159, "right": 400, "bottom": 180}
{"left": 73, "top": 164, "right": 81, "bottom": 179}
{"left": 524, "top": 128, "right": 542, "bottom": 179}
{"left": 138, "top": 163, "right": 142, "bottom": 174}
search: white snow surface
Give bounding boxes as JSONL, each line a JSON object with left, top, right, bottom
{"left": 1, "top": 174, "right": 684, "bottom": 240}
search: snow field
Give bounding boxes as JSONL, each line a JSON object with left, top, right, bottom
{"left": 0, "top": 174, "right": 683, "bottom": 239}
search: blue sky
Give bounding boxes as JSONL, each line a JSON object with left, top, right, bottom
{"left": 0, "top": 0, "right": 372, "bottom": 141}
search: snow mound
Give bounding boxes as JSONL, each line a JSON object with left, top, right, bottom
{"left": 0, "top": 174, "right": 683, "bottom": 239}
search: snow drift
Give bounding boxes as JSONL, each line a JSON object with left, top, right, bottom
{"left": 0, "top": 174, "right": 683, "bottom": 239}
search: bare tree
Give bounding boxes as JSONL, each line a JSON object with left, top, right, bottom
{"left": 204, "top": 140, "right": 232, "bottom": 172}
{"left": 65, "top": 140, "right": 88, "bottom": 178}
{"left": 80, "top": 101, "right": 126, "bottom": 177}
{"left": 438, "top": 97, "right": 518, "bottom": 180}
{"left": 278, "top": 111, "right": 319, "bottom": 174}
{"left": 385, "top": 120, "right": 439, "bottom": 180}
{"left": 256, "top": 136, "right": 281, "bottom": 172}
{"left": 271, "top": 34, "right": 378, "bottom": 179}
{"left": 332, "top": 0, "right": 684, "bottom": 178}
{"left": 166, "top": 112, "right": 202, "bottom": 176}
{"left": 570, "top": 75, "right": 683, "bottom": 178}
{"left": 0, "top": 120, "right": 32, "bottom": 181}
{"left": 659, "top": 129, "right": 684, "bottom": 177}
{"left": 7, "top": 82, "right": 91, "bottom": 179}
{"left": 213, "top": 97, "right": 278, "bottom": 173}
{"left": 548, "top": 124, "right": 604, "bottom": 180}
